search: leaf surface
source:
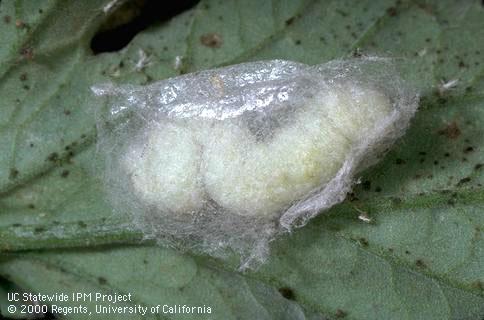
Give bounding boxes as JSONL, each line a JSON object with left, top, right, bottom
{"left": 1, "top": 0, "right": 484, "bottom": 319}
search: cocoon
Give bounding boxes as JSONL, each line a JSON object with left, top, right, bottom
{"left": 92, "top": 57, "right": 419, "bottom": 268}
{"left": 202, "top": 82, "right": 392, "bottom": 217}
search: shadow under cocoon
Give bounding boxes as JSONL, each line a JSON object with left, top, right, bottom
{"left": 91, "top": 0, "right": 200, "bottom": 54}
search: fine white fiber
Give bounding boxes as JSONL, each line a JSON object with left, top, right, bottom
{"left": 92, "top": 57, "right": 419, "bottom": 269}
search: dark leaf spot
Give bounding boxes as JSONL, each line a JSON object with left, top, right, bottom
{"left": 457, "top": 177, "right": 471, "bottom": 186}
{"left": 415, "top": 259, "right": 426, "bottom": 268}
{"left": 335, "top": 309, "right": 348, "bottom": 318}
{"left": 20, "top": 46, "right": 34, "bottom": 60}
{"left": 464, "top": 146, "right": 474, "bottom": 153}
{"left": 438, "top": 122, "right": 461, "bottom": 139}
{"left": 98, "top": 277, "right": 108, "bottom": 285}
{"left": 472, "top": 280, "right": 483, "bottom": 291}
{"left": 278, "top": 287, "right": 295, "bottom": 300}
{"left": 362, "top": 180, "right": 371, "bottom": 190}
{"left": 352, "top": 48, "right": 362, "bottom": 58}
{"left": 200, "top": 33, "right": 223, "bottom": 48}
{"left": 335, "top": 9, "right": 348, "bottom": 17}
{"left": 34, "top": 227, "right": 46, "bottom": 234}
{"left": 15, "top": 19, "right": 26, "bottom": 28}
{"left": 358, "top": 237, "right": 369, "bottom": 247}
{"left": 61, "top": 170, "right": 70, "bottom": 178}
{"left": 47, "top": 152, "right": 59, "bottom": 162}
{"left": 9, "top": 168, "right": 19, "bottom": 180}
{"left": 386, "top": 7, "right": 397, "bottom": 16}
{"left": 285, "top": 17, "right": 295, "bottom": 26}
{"left": 347, "top": 192, "right": 359, "bottom": 202}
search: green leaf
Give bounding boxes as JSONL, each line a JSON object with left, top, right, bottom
{"left": 1, "top": 0, "right": 484, "bottom": 319}
{"left": 0, "top": 247, "right": 313, "bottom": 320}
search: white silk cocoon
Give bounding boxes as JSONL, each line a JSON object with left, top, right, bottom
{"left": 92, "top": 57, "right": 419, "bottom": 269}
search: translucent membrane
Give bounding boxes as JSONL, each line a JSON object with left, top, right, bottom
{"left": 92, "top": 57, "right": 419, "bottom": 269}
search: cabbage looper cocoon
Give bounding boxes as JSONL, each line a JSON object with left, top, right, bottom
{"left": 92, "top": 57, "right": 419, "bottom": 269}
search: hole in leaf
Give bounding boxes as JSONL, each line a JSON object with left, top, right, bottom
{"left": 91, "top": 0, "right": 200, "bottom": 54}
